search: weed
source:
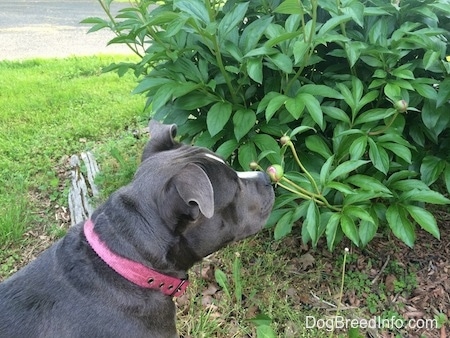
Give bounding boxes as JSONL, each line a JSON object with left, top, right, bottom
{"left": 0, "top": 252, "right": 20, "bottom": 280}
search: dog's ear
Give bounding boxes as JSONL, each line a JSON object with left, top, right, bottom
{"left": 141, "top": 120, "right": 178, "bottom": 161}
{"left": 172, "top": 163, "right": 214, "bottom": 219}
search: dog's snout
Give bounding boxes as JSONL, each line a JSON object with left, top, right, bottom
{"left": 237, "top": 171, "right": 271, "bottom": 185}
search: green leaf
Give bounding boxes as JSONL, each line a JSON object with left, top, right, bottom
{"left": 384, "top": 83, "right": 401, "bottom": 101}
{"left": 207, "top": 102, "right": 233, "bottom": 137}
{"left": 299, "top": 85, "right": 343, "bottom": 99}
{"left": 253, "top": 134, "right": 281, "bottom": 164}
{"left": 318, "top": 14, "right": 352, "bottom": 36}
{"left": 392, "top": 68, "right": 415, "bottom": 80}
{"left": 344, "top": 206, "right": 375, "bottom": 224}
{"left": 249, "top": 313, "right": 273, "bottom": 327}
{"left": 302, "top": 93, "right": 324, "bottom": 128}
{"left": 345, "top": 41, "right": 363, "bottom": 68}
{"left": 326, "top": 213, "right": 341, "bottom": 251}
{"left": 175, "top": 92, "right": 215, "bottom": 110}
{"left": 239, "top": 16, "right": 273, "bottom": 54}
{"left": 386, "top": 205, "right": 415, "bottom": 248}
{"left": 322, "top": 106, "right": 351, "bottom": 124}
{"left": 82, "top": 17, "right": 110, "bottom": 33}
{"left": 400, "top": 189, "right": 450, "bottom": 205}
{"left": 304, "top": 200, "right": 319, "bottom": 246}
{"left": 258, "top": 92, "right": 280, "bottom": 113}
{"left": 444, "top": 164, "right": 450, "bottom": 194}
{"left": 381, "top": 142, "right": 412, "bottom": 164}
{"left": 357, "top": 90, "right": 379, "bottom": 110}
{"left": 233, "top": 109, "right": 256, "bottom": 141}
{"left": 354, "top": 108, "right": 396, "bottom": 125}
{"left": 368, "top": 138, "right": 389, "bottom": 174}
{"left": 342, "top": 1, "right": 364, "bottom": 27}
{"left": 247, "top": 57, "right": 263, "bottom": 84}
{"left": 412, "top": 82, "right": 437, "bottom": 100}
{"left": 336, "top": 82, "right": 355, "bottom": 109}
{"left": 340, "top": 214, "right": 359, "bottom": 246}
{"left": 320, "top": 155, "right": 335, "bottom": 186}
{"left": 133, "top": 78, "right": 173, "bottom": 94}
{"left": 214, "top": 269, "right": 230, "bottom": 297}
{"left": 344, "top": 191, "right": 389, "bottom": 205}
{"left": 423, "top": 50, "right": 440, "bottom": 70}
{"left": 305, "top": 135, "right": 332, "bottom": 159}
{"left": 349, "top": 135, "right": 367, "bottom": 160}
{"left": 346, "top": 175, "right": 392, "bottom": 195}
{"left": 238, "top": 142, "right": 257, "bottom": 171}
{"left": 329, "top": 160, "right": 369, "bottom": 181}
{"left": 80, "top": 17, "right": 109, "bottom": 25}
{"left": 256, "top": 324, "right": 276, "bottom": 338}
{"left": 274, "top": 211, "right": 294, "bottom": 240}
{"left": 218, "top": 2, "right": 249, "bottom": 40}
{"left": 437, "top": 78, "right": 450, "bottom": 107}
{"left": 359, "top": 219, "right": 378, "bottom": 247}
{"left": 267, "top": 53, "right": 293, "bottom": 73}
{"left": 326, "top": 182, "right": 356, "bottom": 195}
{"left": 174, "top": 0, "right": 210, "bottom": 24}
{"left": 274, "top": 0, "right": 303, "bottom": 14}
{"left": 290, "top": 126, "right": 315, "bottom": 138}
{"left": 420, "top": 155, "right": 445, "bottom": 186}
{"left": 151, "top": 84, "right": 175, "bottom": 112}
{"left": 215, "top": 139, "right": 238, "bottom": 159}
{"left": 285, "top": 96, "right": 305, "bottom": 119}
{"left": 390, "top": 179, "right": 429, "bottom": 191}
{"left": 293, "top": 40, "right": 310, "bottom": 65}
{"left": 264, "top": 93, "right": 288, "bottom": 121}
{"left": 405, "top": 205, "right": 440, "bottom": 239}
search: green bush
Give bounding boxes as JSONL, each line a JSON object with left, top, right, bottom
{"left": 84, "top": 0, "right": 450, "bottom": 250}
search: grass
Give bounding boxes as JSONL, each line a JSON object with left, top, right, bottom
{"left": 0, "top": 55, "right": 443, "bottom": 338}
{"left": 0, "top": 55, "right": 144, "bottom": 275}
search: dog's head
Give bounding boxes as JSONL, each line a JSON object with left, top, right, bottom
{"left": 129, "top": 120, "right": 275, "bottom": 260}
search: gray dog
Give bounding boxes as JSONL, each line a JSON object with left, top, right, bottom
{"left": 0, "top": 121, "right": 275, "bottom": 337}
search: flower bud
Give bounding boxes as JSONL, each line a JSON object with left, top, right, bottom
{"left": 249, "top": 161, "right": 259, "bottom": 170}
{"left": 394, "top": 99, "right": 408, "bottom": 113}
{"left": 280, "top": 135, "right": 291, "bottom": 146}
{"left": 266, "top": 164, "right": 284, "bottom": 182}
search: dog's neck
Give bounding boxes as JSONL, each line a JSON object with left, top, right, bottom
{"left": 83, "top": 219, "right": 189, "bottom": 297}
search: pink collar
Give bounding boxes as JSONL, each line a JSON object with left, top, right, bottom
{"left": 83, "top": 219, "right": 188, "bottom": 297}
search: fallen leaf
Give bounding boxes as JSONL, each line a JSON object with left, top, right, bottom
{"left": 385, "top": 274, "right": 396, "bottom": 293}
{"left": 298, "top": 253, "right": 315, "bottom": 270}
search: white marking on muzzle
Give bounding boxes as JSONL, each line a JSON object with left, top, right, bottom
{"left": 204, "top": 153, "right": 226, "bottom": 164}
{"left": 237, "top": 171, "right": 262, "bottom": 179}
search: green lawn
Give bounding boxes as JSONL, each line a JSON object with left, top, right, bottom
{"left": 0, "top": 55, "right": 144, "bottom": 246}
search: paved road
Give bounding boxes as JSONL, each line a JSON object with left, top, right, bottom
{"left": 0, "top": 0, "right": 132, "bottom": 60}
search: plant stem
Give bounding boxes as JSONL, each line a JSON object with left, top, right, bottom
{"left": 204, "top": 0, "right": 239, "bottom": 104}
{"left": 368, "top": 111, "right": 399, "bottom": 136}
{"left": 331, "top": 247, "right": 349, "bottom": 338}
{"left": 288, "top": 142, "right": 321, "bottom": 195}
{"left": 277, "top": 182, "right": 316, "bottom": 201}
{"left": 285, "top": 0, "right": 317, "bottom": 93}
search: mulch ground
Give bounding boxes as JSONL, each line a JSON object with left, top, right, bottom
{"left": 289, "top": 209, "right": 450, "bottom": 338}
